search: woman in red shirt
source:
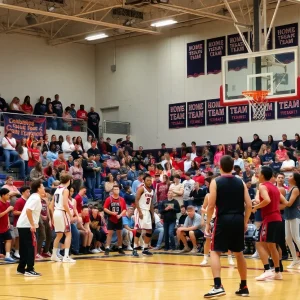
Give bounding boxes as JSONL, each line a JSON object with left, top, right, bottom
{"left": 28, "top": 141, "right": 41, "bottom": 173}
{"left": 26, "top": 133, "right": 36, "bottom": 149}
{"left": 21, "top": 96, "right": 33, "bottom": 114}
{"left": 156, "top": 175, "right": 170, "bottom": 210}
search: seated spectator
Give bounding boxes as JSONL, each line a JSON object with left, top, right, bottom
{"left": 41, "top": 150, "right": 50, "bottom": 168}
{"left": 21, "top": 96, "right": 33, "bottom": 114}
{"left": 193, "top": 169, "right": 205, "bottom": 186}
{"left": 123, "top": 186, "right": 135, "bottom": 207}
{"left": 127, "top": 164, "right": 138, "bottom": 182}
{"left": 71, "top": 144, "right": 83, "bottom": 160}
{"left": 9, "top": 97, "right": 22, "bottom": 112}
{"left": 54, "top": 150, "right": 69, "bottom": 172}
{"left": 84, "top": 135, "right": 93, "bottom": 152}
{"left": 132, "top": 171, "right": 144, "bottom": 196}
{"left": 75, "top": 136, "right": 84, "bottom": 152}
{"left": 106, "top": 155, "right": 121, "bottom": 176}
{"left": 30, "top": 162, "right": 45, "bottom": 182}
{"left": 2, "top": 176, "right": 20, "bottom": 198}
{"left": 28, "top": 141, "right": 41, "bottom": 173}
{"left": 276, "top": 142, "right": 288, "bottom": 162}
{"left": 62, "top": 135, "right": 75, "bottom": 161}
{"left": 0, "top": 188, "right": 16, "bottom": 262}
{"left": 242, "top": 163, "right": 253, "bottom": 182}
{"left": 245, "top": 179, "right": 255, "bottom": 199}
{"left": 26, "top": 133, "right": 36, "bottom": 149}
{"left": 177, "top": 206, "right": 203, "bottom": 253}
{"left": 152, "top": 211, "right": 164, "bottom": 250}
{"left": 47, "top": 143, "right": 58, "bottom": 162}
{"left": 62, "top": 107, "right": 73, "bottom": 131}
{"left": 33, "top": 96, "right": 46, "bottom": 116}
{"left": 0, "top": 97, "right": 8, "bottom": 112}
{"left": 2, "top": 131, "right": 18, "bottom": 171}
{"left": 122, "top": 207, "right": 135, "bottom": 250}
{"left": 89, "top": 206, "right": 106, "bottom": 253}
{"left": 233, "top": 151, "right": 245, "bottom": 171}
{"left": 87, "top": 139, "right": 100, "bottom": 157}
{"left": 112, "top": 138, "right": 122, "bottom": 154}
{"left": 98, "top": 137, "right": 108, "bottom": 155}
{"left": 47, "top": 168, "right": 57, "bottom": 188}
{"left": 121, "top": 135, "right": 133, "bottom": 152}
{"left": 160, "top": 190, "right": 180, "bottom": 251}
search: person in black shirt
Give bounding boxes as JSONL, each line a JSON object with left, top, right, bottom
{"left": 250, "top": 134, "right": 263, "bottom": 152}
{"left": 52, "top": 94, "right": 63, "bottom": 130}
{"left": 282, "top": 134, "right": 291, "bottom": 151}
{"left": 204, "top": 155, "right": 252, "bottom": 298}
{"left": 33, "top": 96, "right": 46, "bottom": 116}
{"left": 0, "top": 97, "right": 8, "bottom": 112}
{"left": 206, "top": 141, "right": 215, "bottom": 156}
{"left": 245, "top": 179, "right": 255, "bottom": 199}
{"left": 178, "top": 205, "right": 187, "bottom": 226}
{"left": 82, "top": 153, "right": 98, "bottom": 200}
{"left": 121, "top": 135, "right": 134, "bottom": 152}
{"left": 291, "top": 133, "right": 300, "bottom": 151}
{"left": 189, "top": 182, "right": 206, "bottom": 212}
{"left": 87, "top": 107, "right": 100, "bottom": 139}
{"left": 160, "top": 190, "right": 180, "bottom": 251}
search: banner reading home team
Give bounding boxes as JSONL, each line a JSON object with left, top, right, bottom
{"left": 187, "top": 40, "right": 205, "bottom": 78}
{"left": 3, "top": 113, "right": 46, "bottom": 140}
{"left": 277, "top": 100, "right": 300, "bottom": 119}
{"left": 169, "top": 103, "right": 186, "bottom": 129}
{"left": 187, "top": 100, "right": 205, "bottom": 127}
{"left": 206, "top": 99, "right": 227, "bottom": 125}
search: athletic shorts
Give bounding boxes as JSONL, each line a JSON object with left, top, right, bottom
{"left": 107, "top": 219, "right": 123, "bottom": 231}
{"left": 0, "top": 230, "right": 12, "bottom": 241}
{"left": 254, "top": 209, "right": 262, "bottom": 222}
{"left": 258, "top": 221, "right": 283, "bottom": 244}
{"left": 211, "top": 214, "right": 245, "bottom": 253}
{"left": 184, "top": 229, "right": 204, "bottom": 239}
{"left": 53, "top": 210, "right": 71, "bottom": 233}
{"left": 134, "top": 209, "right": 152, "bottom": 230}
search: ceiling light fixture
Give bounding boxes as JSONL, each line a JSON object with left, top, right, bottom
{"left": 151, "top": 19, "right": 178, "bottom": 27}
{"left": 85, "top": 33, "right": 109, "bottom": 41}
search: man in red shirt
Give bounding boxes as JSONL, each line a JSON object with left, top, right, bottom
{"left": 54, "top": 151, "right": 69, "bottom": 172}
{"left": 0, "top": 188, "right": 16, "bottom": 262}
{"left": 253, "top": 166, "right": 288, "bottom": 281}
{"left": 103, "top": 185, "right": 126, "bottom": 255}
{"left": 77, "top": 105, "right": 88, "bottom": 120}
{"left": 12, "top": 186, "right": 31, "bottom": 259}
{"left": 193, "top": 169, "right": 205, "bottom": 186}
{"left": 74, "top": 187, "right": 86, "bottom": 215}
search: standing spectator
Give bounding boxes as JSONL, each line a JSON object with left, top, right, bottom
{"left": 84, "top": 135, "right": 93, "bottom": 153}
{"left": 30, "top": 162, "right": 44, "bottom": 182}
{"left": 41, "top": 151, "right": 50, "bottom": 168}
{"left": 182, "top": 173, "right": 195, "bottom": 207}
{"left": 21, "top": 96, "right": 33, "bottom": 114}
{"left": 82, "top": 153, "right": 98, "bottom": 200}
{"left": 214, "top": 144, "right": 225, "bottom": 171}
{"left": 47, "top": 143, "right": 58, "bottom": 162}
{"left": 26, "top": 133, "right": 36, "bottom": 149}
{"left": 233, "top": 151, "right": 245, "bottom": 171}
{"left": 62, "top": 135, "right": 75, "bottom": 161}
{"left": 69, "top": 159, "right": 83, "bottom": 194}
{"left": 122, "top": 206, "right": 135, "bottom": 250}
{"left": 0, "top": 188, "right": 16, "bottom": 262}
{"left": 45, "top": 101, "right": 57, "bottom": 130}
{"left": 75, "top": 136, "right": 84, "bottom": 152}
{"left": 71, "top": 144, "right": 83, "bottom": 160}
{"left": 54, "top": 151, "right": 69, "bottom": 172}
{"left": 280, "top": 152, "right": 296, "bottom": 185}
{"left": 33, "top": 96, "right": 46, "bottom": 116}
{"left": 28, "top": 141, "right": 41, "bottom": 173}
{"left": 76, "top": 105, "right": 88, "bottom": 131}
{"left": 69, "top": 104, "right": 76, "bottom": 119}
{"left": 87, "top": 107, "right": 100, "bottom": 139}
{"left": 169, "top": 174, "right": 184, "bottom": 206}
{"left": 160, "top": 190, "right": 180, "bottom": 251}
{"left": 2, "top": 131, "right": 18, "bottom": 171}
{"left": 121, "top": 135, "right": 133, "bottom": 152}
{"left": 206, "top": 141, "right": 216, "bottom": 157}
{"left": 190, "top": 182, "right": 206, "bottom": 212}
{"left": 62, "top": 107, "right": 73, "bottom": 131}
{"left": 74, "top": 187, "right": 87, "bottom": 215}
{"left": 156, "top": 175, "right": 169, "bottom": 210}
{"left": 251, "top": 134, "right": 263, "bottom": 152}
{"left": 52, "top": 94, "right": 63, "bottom": 129}
{"left": 106, "top": 155, "right": 121, "bottom": 176}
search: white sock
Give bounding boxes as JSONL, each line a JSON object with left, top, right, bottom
{"left": 204, "top": 254, "right": 208, "bottom": 259}
{"left": 53, "top": 248, "right": 58, "bottom": 256}
{"left": 143, "top": 243, "right": 149, "bottom": 250}
{"left": 64, "top": 248, "right": 69, "bottom": 258}
{"left": 15, "top": 250, "right": 19, "bottom": 255}
{"left": 6, "top": 252, "right": 10, "bottom": 258}
{"left": 134, "top": 243, "right": 138, "bottom": 249}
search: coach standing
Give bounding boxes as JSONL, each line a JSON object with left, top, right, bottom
{"left": 204, "top": 155, "right": 252, "bottom": 298}
{"left": 17, "top": 180, "right": 45, "bottom": 277}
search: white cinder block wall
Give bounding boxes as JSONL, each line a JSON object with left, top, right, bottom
{"left": 95, "top": 4, "right": 300, "bottom": 149}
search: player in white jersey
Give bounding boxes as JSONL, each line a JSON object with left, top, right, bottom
{"left": 49, "top": 174, "right": 75, "bottom": 263}
{"left": 133, "top": 174, "right": 154, "bottom": 257}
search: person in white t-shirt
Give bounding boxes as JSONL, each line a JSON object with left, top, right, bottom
{"left": 62, "top": 135, "right": 75, "bottom": 161}
{"left": 16, "top": 180, "right": 44, "bottom": 277}
{"left": 182, "top": 172, "right": 195, "bottom": 207}
{"left": 280, "top": 152, "right": 296, "bottom": 185}
{"left": 184, "top": 153, "right": 192, "bottom": 173}
{"left": 2, "top": 131, "right": 18, "bottom": 171}
{"left": 169, "top": 174, "right": 184, "bottom": 206}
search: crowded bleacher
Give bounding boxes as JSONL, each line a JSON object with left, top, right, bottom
{"left": 1, "top": 95, "right": 300, "bottom": 266}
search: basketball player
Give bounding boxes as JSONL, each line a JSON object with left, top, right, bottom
{"left": 50, "top": 174, "right": 75, "bottom": 263}
{"left": 133, "top": 174, "right": 154, "bottom": 257}
{"left": 204, "top": 156, "right": 252, "bottom": 298}
{"left": 252, "top": 166, "right": 288, "bottom": 281}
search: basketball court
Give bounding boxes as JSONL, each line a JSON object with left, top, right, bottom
{"left": 0, "top": 254, "right": 299, "bottom": 299}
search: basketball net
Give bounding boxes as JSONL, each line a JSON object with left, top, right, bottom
{"left": 242, "top": 91, "right": 269, "bottom": 121}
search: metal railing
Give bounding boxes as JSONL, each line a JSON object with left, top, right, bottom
{"left": 102, "top": 120, "right": 130, "bottom": 135}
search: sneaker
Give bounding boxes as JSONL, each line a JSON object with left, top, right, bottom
{"left": 127, "top": 245, "right": 133, "bottom": 251}
{"left": 251, "top": 251, "right": 259, "bottom": 259}
{"left": 57, "top": 253, "right": 63, "bottom": 259}
{"left": 96, "top": 248, "right": 104, "bottom": 253}
{"left": 204, "top": 286, "right": 226, "bottom": 298}
{"left": 91, "top": 249, "right": 100, "bottom": 254}
{"left": 35, "top": 254, "right": 44, "bottom": 260}
{"left": 50, "top": 255, "right": 62, "bottom": 262}
{"left": 228, "top": 256, "right": 235, "bottom": 266}
{"left": 62, "top": 257, "right": 76, "bottom": 263}
{"left": 13, "top": 253, "right": 20, "bottom": 259}
{"left": 16, "top": 270, "right": 25, "bottom": 275}
{"left": 105, "top": 248, "right": 110, "bottom": 256}
{"left": 41, "top": 252, "right": 52, "bottom": 258}
{"left": 200, "top": 259, "right": 209, "bottom": 266}
{"left": 25, "top": 270, "right": 41, "bottom": 277}
{"left": 132, "top": 249, "right": 139, "bottom": 257}
{"left": 118, "top": 248, "right": 126, "bottom": 255}
{"left": 142, "top": 249, "right": 153, "bottom": 256}
{"left": 274, "top": 272, "right": 283, "bottom": 280}
{"left": 255, "top": 270, "right": 274, "bottom": 281}
{"left": 235, "top": 286, "right": 249, "bottom": 297}
{"left": 190, "top": 247, "right": 198, "bottom": 254}
{"left": 287, "top": 260, "right": 300, "bottom": 269}
{"left": 180, "top": 246, "right": 191, "bottom": 253}
{"left": 4, "top": 257, "right": 16, "bottom": 263}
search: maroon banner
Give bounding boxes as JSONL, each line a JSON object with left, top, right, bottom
{"left": 187, "top": 100, "right": 205, "bottom": 127}
{"left": 169, "top": 102, "right": 186, "bottom": 129}
{"left": 206, "top": 99, "right": 227, "bottom": 125}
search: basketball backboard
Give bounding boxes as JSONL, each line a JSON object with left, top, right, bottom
{"left": 220, "top": 47, "right": 300, "bottom": 106}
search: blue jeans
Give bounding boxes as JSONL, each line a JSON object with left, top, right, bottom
{"left": 86, "top": 177, "right": 96, "bottom": 200}
{"left": 47, "top": 119, "right": 57, "bottom": 130}
{"left": 96, "top": 172, "right": 101, "bottom": 189}
{"left": 71, "top": 223, "right": 80, "bottom": 253}
{"left": 56, "top": 118, "right": 63, "bottom": 130}
{"left": 9, "top": 159, "right": 25, "bottom": 180}
{"left": 153, "top": 226, "right": 164, "bottom": 248}
{"left": 163, "top": 221, "right": 176, "bottom": 250}
{"left": 3, "top": 149, "right": 18, "bottom": 171}
{"left": 120, "top": 179, "right": 132, "bottom": 187}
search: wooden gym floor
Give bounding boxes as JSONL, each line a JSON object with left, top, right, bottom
{"left": 0, "top": 252, "right": 300, "bottom": 300}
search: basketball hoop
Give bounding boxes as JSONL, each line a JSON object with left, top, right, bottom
{"left": 242, "top": 90, "right": 269, "bottom": 121}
